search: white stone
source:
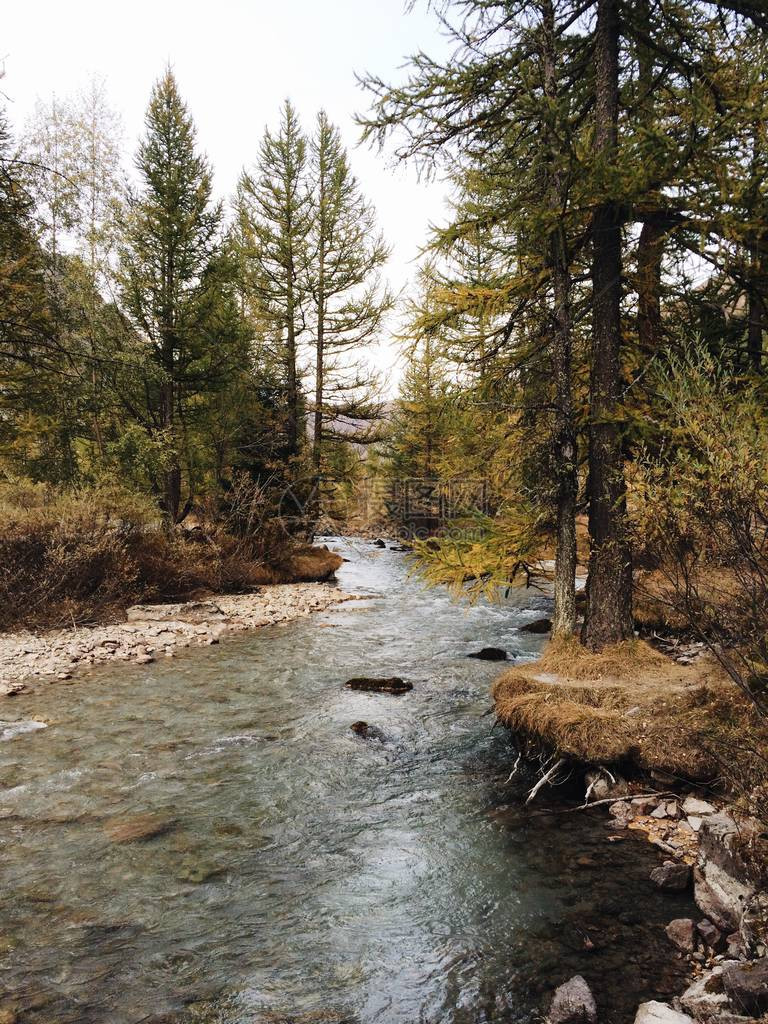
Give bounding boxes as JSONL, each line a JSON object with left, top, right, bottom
{"left": 682, "top": 796, "right": 717, "bottom": 815}
{"left": 634, "top": 1002, "right": 693, "bottom": 1024}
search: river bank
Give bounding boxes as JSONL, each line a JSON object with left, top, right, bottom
{"left": 0, "top": 583, "right": 352, "bottom": 696}
{"left": 491, "top": 638, "right": 768, "bottom": 1024}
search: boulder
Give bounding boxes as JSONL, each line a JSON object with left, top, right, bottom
{"left": 521, "top": 617, "right": 552, "bottom": 635}
{"left": 696, "top": 918, "right": 725, "bottom": 951}
{"left": 650, "top": 861, "right": 691, "bottom": 891}
{"left": 548, "top": 975, "right": 597, "bottom": 1024}
{"left": 722, "top": 958, "right": 768, "bottom": 1015}
{"left": 467, "top": 648, "right": 508, "bottom": 662}
{"left": 694, "top": 814, "right": 759, "bottom": 931}
{"left": 634, "top": 1002, "right": 692, "bottom": 1024}
{"left": 372, "top": 539, "right": 386, "bottom": 548}
{"left": 344, "top": 677, "right": 413, "bottom": 695}
{"left": 679, "top": 967, "right": 730, "bottom": 1019}
{"left": 682, "top": 796, "right": 717, "bottom": 816}
{"left": 665, "top": 918, "right": 696, "bottom": 952}
{"left": 585, "top": 771, "right": 612, "bottom": 802}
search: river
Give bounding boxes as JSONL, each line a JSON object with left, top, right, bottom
{"left": 0, "top": 539, "right": 694, "bottom": 1024}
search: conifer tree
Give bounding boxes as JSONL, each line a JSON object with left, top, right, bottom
{"left": 237, "top": 100, "right": 312, "bottom": 460}
{"left": 118, "top": 69, "right": 234, "bottom": 521}
{"left": 306, "top": 111, "right": 392, "bottom": 476}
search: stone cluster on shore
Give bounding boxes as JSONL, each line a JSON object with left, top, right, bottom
{"left": 0, "top": 584, "right": 351, "bottom": 696}
{"left": 547, "top": 784, "right": 768, "bottom": 1024}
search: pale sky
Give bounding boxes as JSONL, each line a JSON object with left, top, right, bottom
{"left": 3, "top": 0, "right": 454, "bottom": 387}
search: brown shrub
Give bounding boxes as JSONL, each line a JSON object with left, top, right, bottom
{"left": 0, "top": 484, "right": 342, "bottom": 631}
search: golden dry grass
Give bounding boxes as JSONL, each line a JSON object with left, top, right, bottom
{"left": 493, "top": 638, "right": 763, "bottom": 781}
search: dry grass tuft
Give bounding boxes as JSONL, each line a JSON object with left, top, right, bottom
{"left": 493, "top": 638, "right": 767, "bottom": 782}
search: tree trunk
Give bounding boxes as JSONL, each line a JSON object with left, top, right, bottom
{"left": 285, "top": 272, "right": 299, "bottom": 458}
{"left": 542, "top": 0, "right": 577, "bottom": 640}
{"left": 582, "top": 0, "right": 633, "bottom": 650}
{"left": 637, "top": 217, "right": 665, "bottom": 355}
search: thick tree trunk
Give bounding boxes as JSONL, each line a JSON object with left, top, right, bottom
{"left": 582, "top": 0, "right": 633, "bottom": 650}
{"left": 542, "top": 0, "right": 577, "bottom": 640}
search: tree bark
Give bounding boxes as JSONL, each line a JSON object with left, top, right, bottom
{"left": 542, "top": 0, "right": 578, "bottom": 640}
{"left": 637, "top": 217, "right": 665, "bottom": 355}
{"left": 582, "top": 0, "right": 634, "bottom": 650}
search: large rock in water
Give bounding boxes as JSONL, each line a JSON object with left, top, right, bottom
{"left": 548, "top": 975, "right": 597, "bottom": 1024}
{"left": 634, "top": 1002, "right": 693, "bottom": 1024}
{"left": 344, "top": 677, "right": 413, "bottom": 695}
{"left": 520, "top": 617, "right": 553, "bottom": 635}
{"left": 467, "top": 648, "right": 508, "bottom": 662}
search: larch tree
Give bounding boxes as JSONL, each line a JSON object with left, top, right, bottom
{"left": 237, "top": 100, "right": 312, "bottom": 461}
{"left": 306, "top": 111, "right": 392, "bottom": 477}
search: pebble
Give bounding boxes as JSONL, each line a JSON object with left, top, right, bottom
{"left": 0, "top": 585, "right": 351, "bottom": 694}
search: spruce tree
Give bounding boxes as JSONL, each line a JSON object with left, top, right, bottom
{"left": 118, "top": 69, "right": 230, "bottom": 521}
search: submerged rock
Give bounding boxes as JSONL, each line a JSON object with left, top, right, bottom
{"left": 0, "top": 720, "right": 47, "bottom": 742}
{"left": 634, "top": 1002, "right": 692, "bottom": 1024}
{"left": 103, "top": 813, "right": 177, "bottom": 844}
{"left": 467, "top": 647, "right": 508, "bottom": 662}
{"left": 344, "top": 677, "right": 413, "bottom": 695}
{"left": 350, "top": 721, "right": 387, "bottom": 743}
{"left": 548, "top": 975, "right": 597, "bottom": 1024}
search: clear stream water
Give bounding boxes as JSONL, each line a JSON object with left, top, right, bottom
{"left": 0, "top": 540, "right": 694, "bottom": 1024}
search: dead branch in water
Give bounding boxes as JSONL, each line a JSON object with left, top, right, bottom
{"left": 525, "top": 757, "right": 567, "bottom": 804}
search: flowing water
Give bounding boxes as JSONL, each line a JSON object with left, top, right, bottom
{"left": 0, "top": 540, "right": 694, "bottom": 1024}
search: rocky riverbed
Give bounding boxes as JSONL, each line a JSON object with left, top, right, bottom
{"left": 0, "top": 584, "right": 351, "bottom": 696}
{"left": 543, "top": 779, "right": 768, "bottom": 1024}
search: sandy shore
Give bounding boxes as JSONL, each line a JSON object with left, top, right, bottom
{"left": 0, "top": 584, "right": 351, "bottom": 696}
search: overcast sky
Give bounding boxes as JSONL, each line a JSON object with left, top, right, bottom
{"left": 3, "top": 0, "right": 454, "bottom": 386}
